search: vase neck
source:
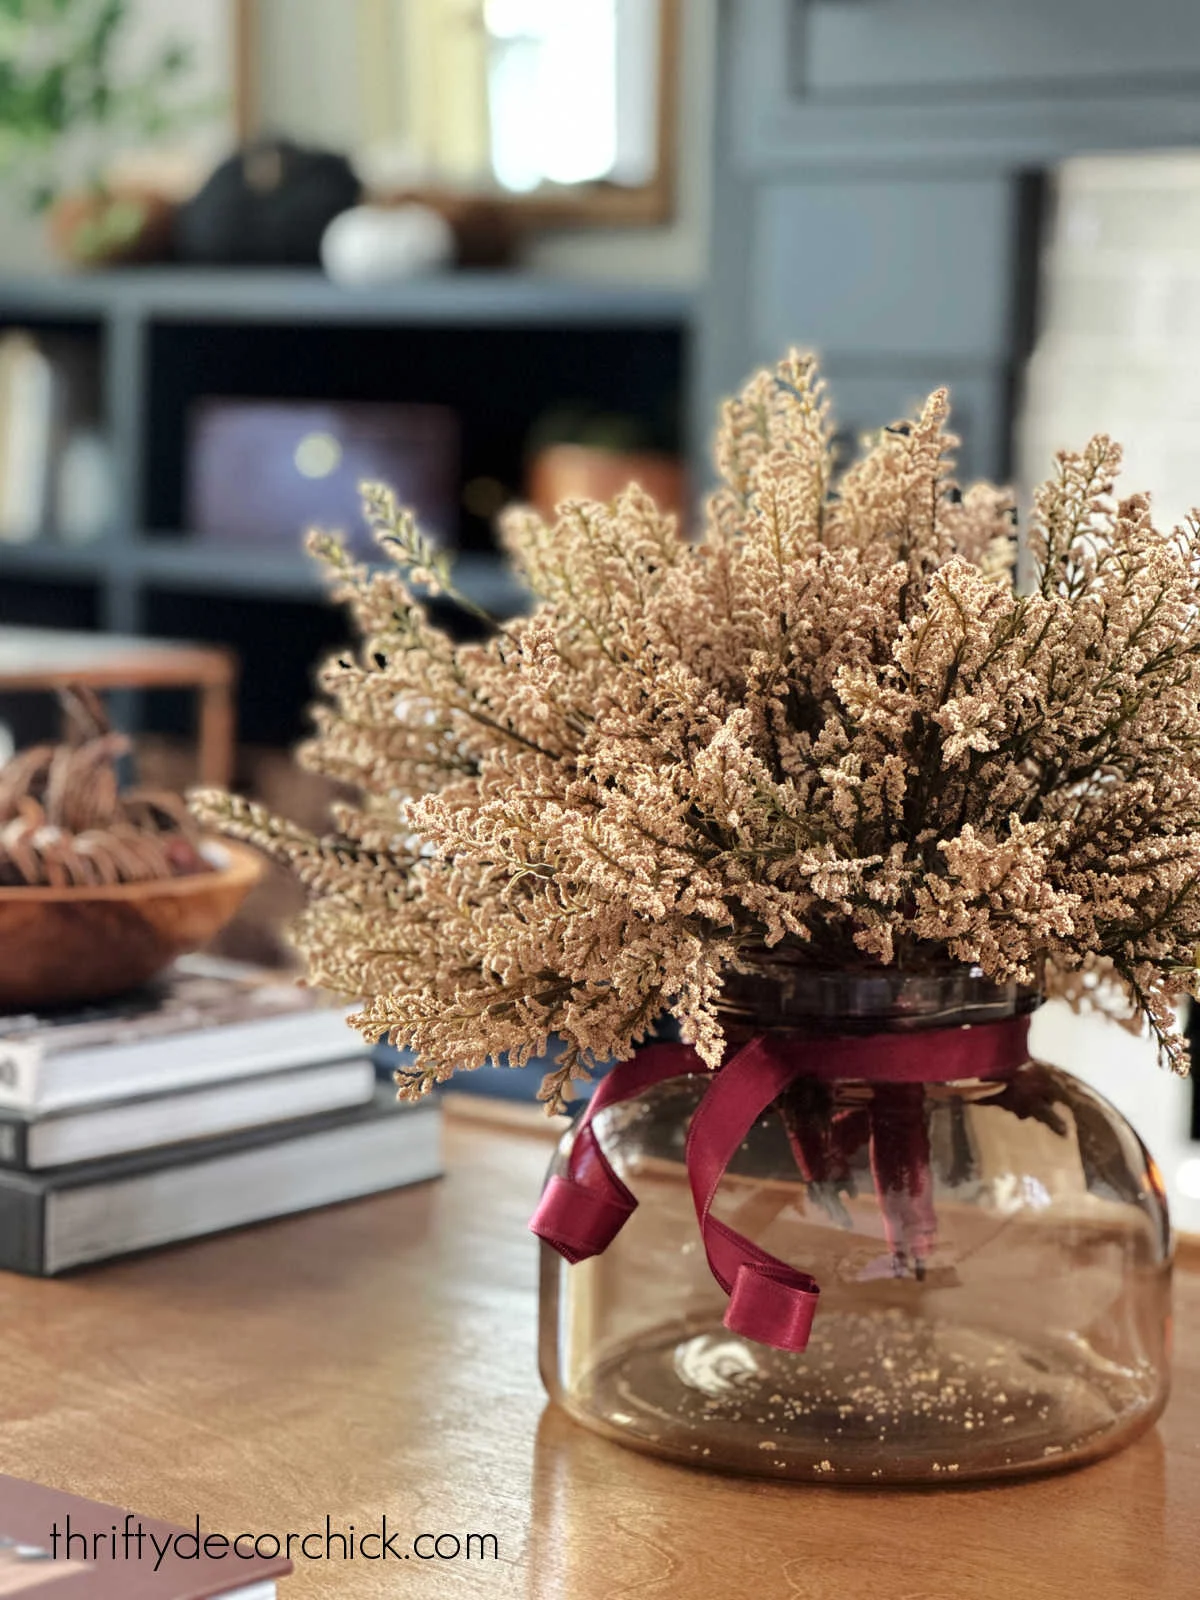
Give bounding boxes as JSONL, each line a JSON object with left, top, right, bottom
{"left": 717, "top": 961, "right": 1040, "bottom": 1040}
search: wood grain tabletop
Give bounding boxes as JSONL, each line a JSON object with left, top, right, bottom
{"left": 0, "top": 1111, "right": 1197, "bottom": 1599}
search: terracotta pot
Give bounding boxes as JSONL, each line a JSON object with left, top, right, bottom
{"left": 48, "top": 187, "right": 176, "bottom": 268}
{"left": 528, "top": 443, "right": 687, "bottom": 524}
{"left": 0, "top": 839, "right": 264, "bottom": 1010}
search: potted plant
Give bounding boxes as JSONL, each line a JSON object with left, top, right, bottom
{"left": 195, "top": 352, "right": 1193, "bottom": 1482}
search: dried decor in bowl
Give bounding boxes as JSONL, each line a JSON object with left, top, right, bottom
{"left": 195, "top": 353, "right": 1191, "bottom": 1481}
{"left": 0, "top": 689, "right": 211, "bottom": 887}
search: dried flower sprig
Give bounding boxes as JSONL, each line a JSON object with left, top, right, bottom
{"left": 193, "top": 353, "right": 1200, "bottom": 1108}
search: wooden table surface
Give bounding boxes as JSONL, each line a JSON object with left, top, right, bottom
{"left": 1, "top": 1111, "right": 1198, "bottom": 1599}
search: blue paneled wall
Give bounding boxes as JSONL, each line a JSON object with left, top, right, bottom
{"left": 699, "top": 0, "right": 1200, "bottom": 480}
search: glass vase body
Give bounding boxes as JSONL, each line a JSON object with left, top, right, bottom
{"left": 537, "top": 969, "right": 1171, "bottom": 1483}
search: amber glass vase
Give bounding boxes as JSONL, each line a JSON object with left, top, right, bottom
{"left": 537, "top": 967, "right": 1171, "bottom": 1483}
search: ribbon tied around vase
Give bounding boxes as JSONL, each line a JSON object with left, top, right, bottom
{"left": 530, "top": 1017, "right": 1031, "bottom": 1354}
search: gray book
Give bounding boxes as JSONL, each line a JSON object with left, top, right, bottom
{"left": 0, "top": 1087, "right": 441, "bottom": 1276}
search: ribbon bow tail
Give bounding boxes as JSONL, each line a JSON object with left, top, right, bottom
{"left": 686, "top": 1040, "right": 824, "bottom": 1354}
{"left": 703, "top": 1212, "right": 820, "bottom": 1352}
{"left": 529, "top": 1044, "right": 707, "bottom": 1264}
{"left": 529, "top": 1167, "right": 636, "bottom": 1264}
{"left": 725, "top": 1260, "right": 820, "bottom": 1353}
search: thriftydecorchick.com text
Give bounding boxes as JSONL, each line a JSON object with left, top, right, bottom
{"left": 50, "top": 1514, "right": 499, "bottom": 1570}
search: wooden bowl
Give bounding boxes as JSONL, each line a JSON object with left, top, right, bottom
{"left": 0, "top": 839, "right": 265, "bottom": 1011}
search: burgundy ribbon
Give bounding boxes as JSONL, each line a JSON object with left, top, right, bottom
{"left": 530, "top": 1016, "right": 1030, "bottom": 1354}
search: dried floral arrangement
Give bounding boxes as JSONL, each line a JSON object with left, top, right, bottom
{"left": 1, "top": 689, "right": 210, "bottom": 887}
{"left": 194, "top": 353, "right": 1200, "bottom": 1108}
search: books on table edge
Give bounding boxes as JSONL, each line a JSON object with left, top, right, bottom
{"left": 0, "top": 1056, "right": 377, "bottom": 1171}
{"left": 0, "top": 956, "right": 363, "bottom": 1112}
{"left": 0, "top": 1086, "right": 441, "bottom": 1276}
{"left": 1, "top": 1472, "right": 288, "bottom": 1597}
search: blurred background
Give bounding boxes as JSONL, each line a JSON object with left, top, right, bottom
{"left": 2, "top": 0, "right": 1200, "bottom": 963}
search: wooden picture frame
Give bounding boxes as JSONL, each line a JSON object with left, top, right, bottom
{"left": 232, "top": 0, "right": 678, "bottom": 228}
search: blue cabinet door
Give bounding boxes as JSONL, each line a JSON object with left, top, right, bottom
{"left": 701, "top": 0, "right": 1200, "bottom": 480}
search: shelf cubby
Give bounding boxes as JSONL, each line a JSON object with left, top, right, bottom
{"left": 0, "top": 269, "right": 693, "bottom": 744}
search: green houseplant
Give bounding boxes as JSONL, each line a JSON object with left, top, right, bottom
{"left": 0, "top": 0, "right": 209, "bottom": 263}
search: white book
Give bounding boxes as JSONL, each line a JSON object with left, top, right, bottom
{"left": 0, "top": 1056, "right": 377, "bottom": 1170}
{"left": 0, "top": 956, "right": 363, "bottom": 1112}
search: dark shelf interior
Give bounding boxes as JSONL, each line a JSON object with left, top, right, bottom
{"left": 144, "top": 588, "right": 349, "bottom": 747}
{"left": 0, "top": 270, "right": 693, "bottom": 746}
{"left": 144, "top": 319, "right": 684, "bottom": 549}
{"left": 0, "top": 576, "right": 99, "bottom": 631}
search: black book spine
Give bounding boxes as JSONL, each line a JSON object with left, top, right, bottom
{"left": 0, "top": 1171, "right": 48, "bottom": 1273}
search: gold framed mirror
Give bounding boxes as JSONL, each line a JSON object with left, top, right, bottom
{"left": 234, "top": 0, "right": 678, "bottom": 226}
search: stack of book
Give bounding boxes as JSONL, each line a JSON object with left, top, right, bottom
{"left": 0, "top": 957, "right": 441, "bottom": 1276}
